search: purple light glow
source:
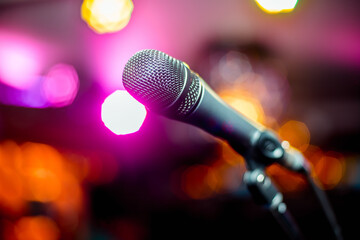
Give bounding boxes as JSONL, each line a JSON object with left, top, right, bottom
{"left": 0, "top": 32, "right": 42, "bottom": 89}
{"left": 101, "top": 90, "right": 147, "bottom": 135}
{"left": 0, "top": 62, "right": 79, "bottom": 109}
{"left": 0, "top": 76, "right": 48, "bottom": 108}
{"left": 42, "top": 64, "right": 79, "bottom": 107}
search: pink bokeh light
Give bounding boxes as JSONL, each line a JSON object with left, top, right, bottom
{"left": 42, "top": 63, "right": 79, "bottom": 107}
{"left": 89, "top": 30, "right": 154, "bottom": 92}
{"left": 0, "top": 32, "right": 43, "bottom": 89}
{"left": 101, "top": 90, "right": 147, "bottom": 135}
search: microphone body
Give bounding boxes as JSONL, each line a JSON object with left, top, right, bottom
{"left": 123, "top": 49, "right": 306, "bottom": 172}
{"left": 179, "top": 72, "right": 264, "bottom": 156}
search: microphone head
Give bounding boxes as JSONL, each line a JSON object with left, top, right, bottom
{"left": 122, "top": 49, "right": 202, "bottom": 117}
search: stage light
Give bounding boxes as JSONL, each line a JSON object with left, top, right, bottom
{"left": 101, "top": 90, "right": 147, "bottom": 135}
{"left": 255, "top": 0, "right": 298, "bottom": 14}
{"left": 42, "top": 63, "right": 79, "bottom": 107}
{"left": 81, "top": 0, "right": 134, "bottom": 34}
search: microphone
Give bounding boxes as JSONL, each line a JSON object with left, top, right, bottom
{"left": 122, "top": 49, "right": 306, "bottom": 172}
{"left": 123, "top": 49, "right": 344, "bottom": 240}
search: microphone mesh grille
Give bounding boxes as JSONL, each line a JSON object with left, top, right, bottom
{"left": 177, "top": 73, "right": 201, "bottom": 116}
{"left": 122, "top": 49, "right": 186, "bottom": 110}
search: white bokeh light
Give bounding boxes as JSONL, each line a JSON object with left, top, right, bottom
{"left": 101, "top": 90, "right": 147, "bottom": 135}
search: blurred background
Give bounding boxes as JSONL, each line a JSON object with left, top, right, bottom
{"left": 0, "top": 0, "right": 359, "bottom": 239}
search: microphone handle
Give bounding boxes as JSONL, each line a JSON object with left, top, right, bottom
{"left": 178, "top": 74, "right": 264, "bottom": 157}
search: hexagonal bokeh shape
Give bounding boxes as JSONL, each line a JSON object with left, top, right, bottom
{"left": 81, "top": 0, "right": 134, "bottom": 34}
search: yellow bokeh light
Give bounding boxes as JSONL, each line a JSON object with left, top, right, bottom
{"left": 81, "top": 0, "right": 134, "bottom": 34}
{"left": 220, "top": 91, "right": 265, "bottom": 124}
{"left": 255, "top": 0, "right": 298, "bottom": 14}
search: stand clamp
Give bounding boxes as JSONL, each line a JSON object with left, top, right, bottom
{"left": 244, "top": 169, "right": 303, "bottom": 240}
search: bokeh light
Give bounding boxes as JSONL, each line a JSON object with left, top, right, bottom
{"left": 266, "top": 164, "right": 307, "bottom": 193}
{"left": 20, "top": 142, "right": 65, "bottom": 203}
{"left": 278, "top": 120, "right": 311, "bottom": 152}
{"left": 0, "top": 140, "right": 122, "bottom": 239}
{"left": 42, "top": 63, "right": 79, "bottom": 107}
{"left": 0, "top": 62, "right": 79, "bottom": 109}
{"left": 175, "top": 142, "right": 247, "bottom": 200}
{"left": 220, "top": 90, "right": 266, "bottom": 124}
{"left": 0, "top": 141, "right": 25, "bottom": 215}
{"left": 0, "top": 32, "right": 42, "bottom": 89}
{"left": 304, "top": 146, "right": 346, "bottom": 190}
{"left": 0, "top": 139, "right": 123, "bottom": 239}
{"left": 315, "top": 155, "right": 345, "bottom": 189}
{"left": 206, "top": 49, "right": 290, "bottom": 128}
{"left": 81, "top": 0, "right": 134, "bottom": 34}
{"left": 101, "top": 90, "right": 147, "bottom": 135}
{"left": 14, "top": 216, "right": 60, "bottom": 240}
{"left": 0, "top": 141, "right": 90, "bottom": 238}
{"left": 0, "top": 76, "right": 48, "bottom": 108}
{"left": 255, "top": 0, "right": 298, "bottom": 14}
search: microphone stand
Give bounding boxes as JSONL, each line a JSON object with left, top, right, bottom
{"left": 241, "top": 130, "right": 343, "bottom": 240}
{"left": 281, "top": 141, "right": 343, "bottom": 240}
{"left": 243, "top": 167, "right": 304, "bottom": 240}
{"left": 241, "top": 135, "right": 305, "bottom": 240}
{"left": 303, "top": 169, "right": 343, "bottom": 240}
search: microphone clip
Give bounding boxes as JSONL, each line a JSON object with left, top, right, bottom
{"left": 254, "top": 131, "right": 309, "bottom": 174}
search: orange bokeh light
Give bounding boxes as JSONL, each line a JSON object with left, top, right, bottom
{"left": 179, "top": 143, "right": 247, "bottom": 199}
{"left": 220, "top": 142, "right": 245, "bottom": 166}
{"left": 304, "top": 146, "right": 346, "bottom": 190}
{"left": 266, "top": 164, "right": 307, "bottom": 193}
{"left": 15, "top": 216, "right": 60, "bottom": 240}
{"left": 0, "top": 140, "right": 87, "bottom": 237}
{"left": 20, "top": 142, "right": 64, "bottom": 203}
{"left": 0, "top": 141, "right": 25, "bottom": 214}
{"left": 278, "top": 120, "right": 311, "bottom": 152}
{"left": 315, "top": 155, "right": 344, "bottom": 189}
